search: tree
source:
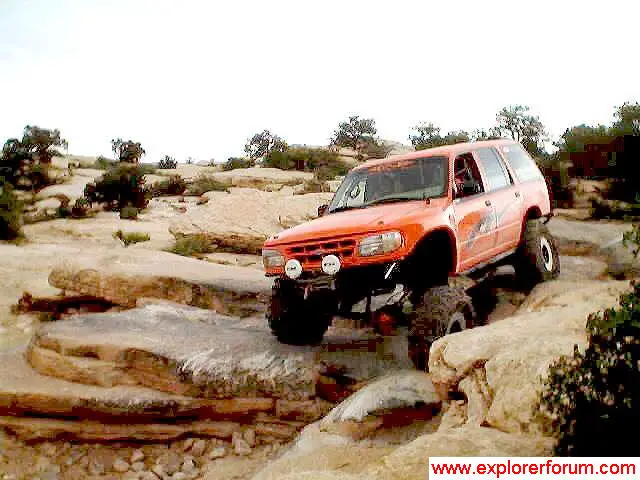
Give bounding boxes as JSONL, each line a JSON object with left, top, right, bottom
{"left": 0, "top": 125, "right": 68, "bottom": 190}
{"left": 408, "top": 123, "right": 470, "bottom": 150}
{"left": 244, "top": 130, "right": 288, "bottom": 162}
{"left": 494, "top": 105, "right": 547, "bottom": 156}
{"left": 330, "top": 116, "right": 377, "bottom": 151}
{"left": 613, "top": 101, "right": 640, "bottom": 136}
{"left": 158, "top": 155, "right": 177, "bottom": 169}
{"left": 111, "top": 138, "right": 145, "bottom": 163}
{"left": 0, "top": 178, "right": 22, "bottom": 240}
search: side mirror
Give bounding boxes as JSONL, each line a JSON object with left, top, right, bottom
{"left": 317, "top": 204, "right": 328, "bottom": 217}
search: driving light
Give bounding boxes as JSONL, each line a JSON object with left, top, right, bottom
{"left": 262, "top": 249, "right": 285, "bottom": 269}
{"left": 284, "top": 258, "right": 303, "bottom": 279}
{"left": 358, "top": 231, "right": 402, "bottom": 257}
{"left": 321, "top": 254, "right": 341, "bottom": 275}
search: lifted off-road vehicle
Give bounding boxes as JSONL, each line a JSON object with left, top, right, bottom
{"left": 261, "top": 139, "right": 560, "bottom": 369}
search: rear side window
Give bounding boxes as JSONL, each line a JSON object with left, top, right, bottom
{"left": 475, "top": 147, "right": 511, "bottom": 191}
{"left": 500, "top": 143, "right": 544, "bottom": 182}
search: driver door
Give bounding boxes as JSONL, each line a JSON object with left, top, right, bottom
{"left": 452, "top": 152, "right": 497, "bottom": 271}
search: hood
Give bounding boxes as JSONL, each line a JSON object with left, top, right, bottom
{"left": 266, "top": 198, "right": 447, "bottom": 246}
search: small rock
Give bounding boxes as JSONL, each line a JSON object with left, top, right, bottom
{"left": 122, "top": 472, "right": 140, "bottom": 480}
{"left": 190, "top": 439, "right": 207, "bottom": 457}
{"left": 41, "top": 442, "right": 58, "bottom": 457}
{"left": 243, "top": 428, "right": 256, "bottom": 447}
{"left": 88, "top": 460, "right": 105, "bottom": 476}
{"left": 131, "top": 449, "right": 145, "bottom": 463}
{"left": 131, "top": 461, "right": 145, "bottom": 472}
{"left": 151, "top": 464, "right": 165, "bottom": 478}
{"left": 113, "top": 458, "right": 130, "bottom": 473}
{"left": 139, "top": 473, "right": 160, "bottom": 480}
{"left": 172, "top": 473, "right": 187, "bottom": 480}
{"left": 207, "top": 446, "right": 227, "bottom": 460}
{"left": 181, "top": 456, "right": 197, "bottom": 473}
{"left": 232, "top": 432, "right": 252, "bottom": 456}
{"left": 182, "top": 438, "right": 195, "bottom": 452}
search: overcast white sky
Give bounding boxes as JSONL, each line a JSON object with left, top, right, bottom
{"left": 1, "top": 0, "right": 638, "bottom": 163}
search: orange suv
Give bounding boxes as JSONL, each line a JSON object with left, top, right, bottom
{"left": 262, "top": 139, "right": 560, "bottom": 368}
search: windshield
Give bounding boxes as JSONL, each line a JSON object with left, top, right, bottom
{"left": 328, "top": 155, "right": 448, "bottom": 213}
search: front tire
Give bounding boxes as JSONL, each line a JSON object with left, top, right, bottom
{"left": 514, "top": 219, "right": 560, "bottom": 286}
{"left": 409, "top": 286, "right": 476, "bottom": 371}
{"left": 267, "top": 280, "right": 333, "bottom": 345}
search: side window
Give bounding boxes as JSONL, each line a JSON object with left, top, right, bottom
{"left": 454, "top": 153, "right": 484, "bottom": 198}
{"left": 500, "top": 143, "right": 544, "bottom": 182}
{"left": 475, "top": 147, "right": 512, "bottom": 191}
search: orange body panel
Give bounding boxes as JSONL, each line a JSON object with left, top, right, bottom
{"left": 263, "top": 139, "right": 551, "bottom": 277}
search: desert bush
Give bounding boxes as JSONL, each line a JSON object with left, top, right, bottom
{"left": 223, "top": 157, "right": 252, "bottom": 171}
{"left": 158, "top": 155, "right": 177, "bottom": 169}
{"left": 590, "top": 195, "right": 640, "bottom": 220}
{"left": 151, "top": 175, "right": 187, "bottom": 196}
{"left": 119, "top": 205, "right": 139, "bottom": 220}
{"left": 70, "top": 198, "right": 90, "bottom": 218}
{"left": 168, "top": 234, "right": 214, "bottom": 257}
{"left": 264, "top": 147, "right": 349, "bottom": 180}
{"left": 186, "top": 174, "right": 229, "bottom": 196}
{"left": 0, "top": 179, "right": 22, "bottom": 240}
{"left": 539, "top": 226, "right": 640, "bottom": 455}
{"left": 91, "top": 156, "right": 115, "bottom": 170}
{"left": 84, "top": 163, "right": 150, "bottom": 212}
{"left": 113, "top": 229, "right": 150, "bottom": 246}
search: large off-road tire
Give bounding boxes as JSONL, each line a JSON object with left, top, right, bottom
{"left": 514, "top": 219, "right": 560, "bottom": 286}
{"left": 267, "top": 280, "right": 333, "bottom": 346}
{"left": 408, "top": 286, "right": 476, "bottom": 371}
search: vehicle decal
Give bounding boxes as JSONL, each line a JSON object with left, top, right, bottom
{"left": 459, "top": 200, "right": 516, "bottom": 252}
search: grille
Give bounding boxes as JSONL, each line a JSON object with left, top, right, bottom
{"left": 285, "top": 239, "right": 357, "bottom": 268}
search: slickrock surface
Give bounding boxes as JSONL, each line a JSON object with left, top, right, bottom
{"left": 47, "top": 248, "right": 273, "bottom": 316}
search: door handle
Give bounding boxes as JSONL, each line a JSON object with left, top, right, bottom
{"left": 515, "top": 191, "right": 521, "bottom": 198}
{"left": 485, "top": 200, "right": 491, "bottom": 206}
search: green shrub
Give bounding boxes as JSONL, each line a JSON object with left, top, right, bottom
{"left": 168, "top": 234, "right": 215, "bottom": 257}
{"left": 590, "top": 196, "right": 640, "bottom": 220}
{"left": 70, "top": 198, "right": 90, "bottom": 218}
{"left": 113, "top": 229, "right": 150, "bottom": 246}
{"left": 538, "top": 224, "right": 640, "bottom": 456}
{"left": 186, "top": 175, "right": 229, "bottom": 196}
{"left": 119, "top": 205, "right": 139, "bottom": 220}
{"left": 91, "top": 156, "right": 115, "bottom": 170}
{"left": 158, "top": 155, "right": 177, "bottom": 169}
{"left": 263, "top": 147, "right": 349, "bottom": 180}
{"left": 0, "top": 179, "right": 22, "bottom": 240}
{"left": 84, "top": 163, "right": 150, "bottom": 212}
{"left": 223, "top": 157, "right": 252, "bottom": 171}
{"left": 151, "top": 175, "right": 187, "bottom": 196}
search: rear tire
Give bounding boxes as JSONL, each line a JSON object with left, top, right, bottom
{"left": 267, "top": 280, "right": 333, "bottom": 346}
{"left": 409, "top": 286, "right": 476, "bottom": 371}
{"left": 514, "top": 219, "right": 560, "bottom": 286}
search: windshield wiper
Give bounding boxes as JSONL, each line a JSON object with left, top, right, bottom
{"left": 328, "top": 205, "right": 362, "bottom": 214}
{"left": 364, "top": 196, "right": 416, "bottom": 207}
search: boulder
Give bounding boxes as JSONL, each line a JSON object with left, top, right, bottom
{"left": 319, "top": 371, "right": 441, "bottom": 439}
{"left": 27, "top": 306, "right": 319, "bottom": 400}
{"left": 47, "top": 247, "right": 272, "bottom": 316}
{"left": 547, "top": 217, "right": 629, "bottom": 254}
{"left": 169, "top": 188, "right": 333, "bottom": 254}
{"left": 428, "top": 280, "right": 630, "bottom": 434}
{"left": 600, "top": 237, "right": 640, "bottom": 279}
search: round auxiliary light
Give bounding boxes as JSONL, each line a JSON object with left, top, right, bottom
{"left": 321, "top": 254, "right": 341, "bottom": 275}
{"left": 284, "top": 258, "right": 303, "bottom": 279}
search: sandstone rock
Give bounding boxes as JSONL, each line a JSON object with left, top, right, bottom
{"left": 131, "top": 449, "right": 145, "bottom": 463}
{"left": 205, "top": 252, "right": 262, "bottom": 269}
{"left": 28, "top": 308, "right": 318, "bottom": 400}
{"left": 190, "top": 439, "right": 207, "bottom": 457}
{"left": 131, "top": 461, "right": 145, "bottom": 472}
{"left": 429, "top": 280, "right": 630, "bottom": 434}
{"left": 113, "top": 458, "right": 130, "bottom": 472}
{"left": 169, "top": 188, "right": 332, "bottom": 254}
{"left": 207, "top": 445, "right": 227, "bottom": 459}
{"left": 47, "top": 247, "right": 272, "bottom": 316}
{"left": 233, "top": 434, "right": 252, "bottom": 456}
{"left": 243, "top": 428, "right": 256, "bottom": 447}
{"left": 0, "top": 345, "right": 276, "bottom": 424}
{"left": 600, "top": 237, "right": 640, "bottom": 279}
{"left": 209, "top": 168, "right": 313, "bottom": 190}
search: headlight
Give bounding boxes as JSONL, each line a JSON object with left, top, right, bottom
{"left": 262, "top": 249, "right": 285, "bottom": 268}
{"left": 358, "top": 231, "right": 402, "bottom": 256}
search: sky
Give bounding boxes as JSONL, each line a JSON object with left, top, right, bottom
{"left": 0, "top": 0, "right": 638, "bottom": 163}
